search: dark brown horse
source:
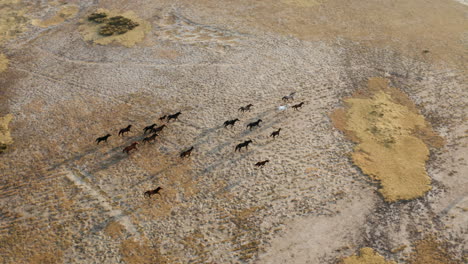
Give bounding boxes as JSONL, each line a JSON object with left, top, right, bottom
{"left": 150, "top": 124, "right": 166, "bottom": 134}
{"left": 143, "top": 124, "right": 157, "bottom": 134}
{"left": 144, "top": 187, "right": 162, "bottom": 198}
{"left": 239, "top": 104, "right": 253, "bottom": 112}
{"left": 247, "top": 119, "right": 262, "bottom": 130}
{"left": 159, "top": 115, "right": 167, "bottom": 121}
{"left": 223, "top": 118, "right": 239, "bottom": 128}
{"left": 123, "top": 142, "right": 138, "bottom": 154}
{"left": 235, "top": 140, "right": 253, "bottom": 152}
{"left": 255, "top": 160, "right": 270, "bottom": 167}
{"left": 96, "top": 134, "right": 111, "bottom": 144}
{"left": 270, "top": 128, "right": 281, "bottom": 138}
{"left": 119, "top": 125, "right": 132, "bottom": 136}
{"left": 292, "top": 102, "right": 305, "bottom": 110}
{"left": 180, "top": 146, "right": 194, "bottom": 158}
{"left": 142, "top": 133, "right": 158, "bottom": 144}
{"left": 167, "top": 112, "right": 181, "bottom": 121}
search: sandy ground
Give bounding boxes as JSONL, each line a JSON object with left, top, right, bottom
{"left": 0, "top": 0, "right": 467, "bottom": 263}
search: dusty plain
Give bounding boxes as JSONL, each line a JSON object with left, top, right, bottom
{"left": 0, "top": 0, "right": 467, "bottom": 263}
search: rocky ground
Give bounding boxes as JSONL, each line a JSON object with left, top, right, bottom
{"left": 0, "top": 0, "right": 466, "bottom": 263}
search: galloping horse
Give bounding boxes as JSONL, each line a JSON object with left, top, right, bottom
{"left": 223, "top": 119, "right": 239, "bottom": 128}
{"left": 144, "top": 187, "right": 162, "bottom": 198}
{"left": 123, "top": 142, "right": 138, "bottom": 154}
{"left": 247, "top": 119, "right": 262, "bottom": 130}
{"left": 235, "top": 140, "right": 253, "bottom": 152}
{"left": 255, "top": 160, "right": 270, "bottom": 167}
{"left": 96, "top": 134, "right": 111, "bottom": 144}
{"left": 180, "top": 146, "right": 194, "bottom": 158}
{"left": 119, "top": 125, "right": 132, "bottom": 136}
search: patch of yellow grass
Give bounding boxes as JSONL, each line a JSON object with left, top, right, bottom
{"left": 341, "top": 248, "right": 396, "bottom": 264}
{"left": 281, "top": 0, "right": 323, "bottom": 7}
{"left": 0, "top": 0, "right": 30, "bottom": 43}
{"left": 79, "top": 9, "right": 151, "bottom": 47}
{"left": 408, "top": 236, "right": 459, "bottom": 264}
{"left": 0, "top": 114, "right": 13, "bottom": 153}
{"left": 331, "top": 77, "right": 443, "bottom": 202}
{"left": 0, "top": 53, "right": 8, "bottom": 72}
{"left": 105, "top": 221, "right": 125, "bottom": 239}
{"left": 32, "top": 5, "right": 79, "bottom": 28}
{"left": 120, "top": 238, "right": 168, "bottom": 264}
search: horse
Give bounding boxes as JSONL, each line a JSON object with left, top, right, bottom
{"left": 239, "top": 104, "right": 253, "bottom": 112}
{"left": 167, "top": 112, "right": 181, "bottom": 121}
{"left": 123, "top": 142, "right": 138, "bottom": 154}
{"left": 247, "top": 119, "right": 262, "bottom": 130}
{"left": 96, "top": 134, "right": 111, "bottom": 144}
{"left": 144, "top": 187, "right": 162, "bottom": 198}
{"left": 150, "top": 124, "right": 166, "bottom": 134}
{"left": 180, "top": 146, "right": 194, "bottom": 158}
{"left": 235, "top": 140, "right": 253, "bottom": 152}
{"left": 118, "top": 125, "right": 132, "bottom": 136}
{"left": 292, "top": 102, "right": 305, "bottom": 110}
{"left": 143, "top": 124, "right": 157, "bottom": 134}
{"left": 223, "top": 118, "right": 239, "bottom": 128}
{"left": 282, "top": 92, "right": 296, "bottom": 102}
{"left": 159, "top": 115, "right": 167, "bottom": 121}
{"left": 270, "top": 128, "right": 281, "bottom": 138}
{"left": 142, "top": 133, "right": 158, "bottom": 144}
{"left": 255, "top": 160, "right": 270, "bottom": 167}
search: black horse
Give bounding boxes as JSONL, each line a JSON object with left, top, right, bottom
{"left": 143, "top": 124, "right": 157, "bottom": 134}
{"left": 270, "top": 128, "right": 281, "bottom": 138}
{"left": 255, "top": 160, "right": 270, "bottom": 167}
{"left": 235, "top": 140, "right": 253, "bottom": 152}
{"left": 144, "top": 187, "right": 162, "bottom": 198}
{"left": 180, "top": 146, "right": 194, "bottom": 158}
{"left": 292, "top": 102, "right": 305, "bottom": 110}
{"left": 167, "top": 112, "right": 181, "bottom": 121}
{"left": 247, "top": 119, "right": 262, "bottom": 130}
{"left": 142, "top": 133, "right": 158, "bottom": 144}
{"left": 223, "top": 118, "right": 239, "bottom": 128}
{"left": 118, "top": 125, "right": 132, "bottom": 136}
{"left": 96, "top": 134, "right": 111, "bottom": 144}
{"left": 239, "top": 104, "right": 253, "bottom": 112}
{"left": 151, "top": 124, "right": 166, "bottom": 134}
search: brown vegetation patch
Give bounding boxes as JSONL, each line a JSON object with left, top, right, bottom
{"left": 0, "top": 0, "right": 30, "bottom": 43}
{"left": 120, "top": 238, "right": 168, "bottom": 264}
{"left": 340, "top": 247, "right": 396, "bottom": 264}
{"left": 105, "top": 220, "right": 126, "bottom": 239}
{"left": 0, "top": 113, "right": 13, "bottom": 153}
{"left": 408, "top": 236, "right": 461, "bottom": 264}
{"left": 0, "top": 53, "right": 8, "bottom": 73}
{"left": 330, "top": 77, "right": 444, "bottom": 202}
{"left": 31, "top": 5, "right": 79, "bottom": 28}
{"left": 0, "top": 223, "right": 70, "bottom": 264}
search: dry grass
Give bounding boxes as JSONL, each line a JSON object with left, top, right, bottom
{"left": 340, "top": 247, "right": 396, "bottom": 264}
{"left": 408, "top": 236, "right": 460, "bottom": 264}
{"left": 0, "top": 114, "right": 13, "bottom": 153}
{"left": 0, "top": 223, "right": 69, "bottom": 264}
{"left": 120, "top": 238, "right": 168, "bottom": 264}
{"left": 0, "top": 53, "right": 8, "bottom": 73}
{"left": 31, "top": 5, "right": 79, "bottom": 28}
{"left": 0, "top": 0, "right": 30, "bottom": 44}
{"left": 105, "top": 220, "right": 126, "bottom": 239}
{"left": 331, "top": 77, "right": 444, "bottom": 202}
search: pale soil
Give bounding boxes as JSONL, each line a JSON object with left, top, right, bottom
{"left": 0, "top": 0, "right": 466, "bottom": 263}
